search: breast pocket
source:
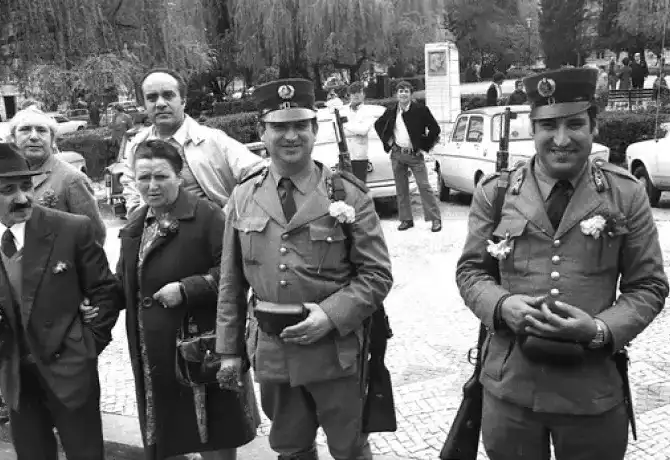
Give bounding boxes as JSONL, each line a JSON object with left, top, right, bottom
{"left": 233, "top": 216, "right": 270, "bottom": 264}
{"left": 308, "top": 221, "right": 347, "bottom": 269}
{"left": 583, "top": 227, "right": 629, "bottom": 274}
{"left": 492, "top": 217, "right": 530, "bottom": 274}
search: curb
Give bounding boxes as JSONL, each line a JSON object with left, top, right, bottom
{"left": 0, "top": 412, "right": 408, "bottom": 459}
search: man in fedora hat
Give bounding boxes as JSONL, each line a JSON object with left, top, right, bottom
{"left": 456, "top": 68, "right": 668, "bottom": 459}
{"left": 216, "top": 79, "right": 393, "bottom": 460}
{"left": 0, "top": 143, "right": 120, "bottom": 459}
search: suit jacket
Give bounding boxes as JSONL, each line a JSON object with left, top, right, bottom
{"left": 373, "top": 102, "right": 440, "bottom": 153}
{"left": 456, "top": 158, "right": 668, "bottom": 415}
{"left": 216, "top": 162, "right": 393, "bottom": 386}
{"left": 0, "top": 206, "right": 120, "bottom": 410}
{"left": 486, "top": 83, "right": 500, "bottom": 106}
{"left": 32, "top": 154, "right": 106, "bottom": 245}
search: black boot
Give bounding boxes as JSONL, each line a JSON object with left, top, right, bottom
{"left": 397, "top": 220, "right": 414, "bottom": 231}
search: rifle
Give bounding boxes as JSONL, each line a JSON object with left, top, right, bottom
{"left": 614, "top": 349, "right": 637, "bottom": 441}
{"left": 331, "top": 107, "right": 397, "bottom": 433}
{"left": 440, "top": 108, "right": 515, "bottom": 460}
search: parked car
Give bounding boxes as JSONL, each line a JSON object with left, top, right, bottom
{"left": 45, "top": 112, "right": 88, "bottom": 136}
{"left": 100, "top": 101, "right": 148, "bottom": 126}
{"left": 104, "top": 104, "right": 410, "bottom": 218}
{"left": 432, "top": 105, "right": 611, "bottom": 200}
{"left": 65, "top": 108, "right": 90, "bottom": 123}
{"left": 0, "top": 121, "right": 87, "bottom": 173}
{"left": 624, "top": 122, "right": 670, "bottom": 207}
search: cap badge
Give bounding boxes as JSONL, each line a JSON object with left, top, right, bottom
{"left": 537, "top": 78, "right": 556, "bottom": 98}
{"left": 278, "top": 85, "right": 295, "bottom": 100}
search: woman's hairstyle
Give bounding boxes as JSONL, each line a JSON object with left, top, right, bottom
{"left": 134, "top": 139, "right": 183, "bottom": 174}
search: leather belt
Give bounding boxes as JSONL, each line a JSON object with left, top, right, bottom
{"left": 392, "top": 144, "right": 417, "bottom": 156}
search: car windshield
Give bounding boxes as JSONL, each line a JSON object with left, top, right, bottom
{"left": 491, "top": 112, "right": 533, "bottom": 142}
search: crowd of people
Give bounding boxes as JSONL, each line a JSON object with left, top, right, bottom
{"left": 0, "top": 63, "right": 666, "bottom": 460}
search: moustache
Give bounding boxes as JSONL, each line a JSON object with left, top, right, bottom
{"left": 10, "top": 201, "right": 32, "bottom": 212}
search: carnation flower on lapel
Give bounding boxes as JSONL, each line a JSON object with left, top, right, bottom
{"left": 580, "top": 212, "right": 627, "bottom": 239}
{"left": 38, "top": 189, "right": 59, "bottom": 208}
{"left": 487, "top": 233, "right": 513, "bottom": 260}
{"left": 329, "top": 201, "right": 356, "bottom": 224}
{"left": 52, "top": 261, "right": 69, "bottom": 274}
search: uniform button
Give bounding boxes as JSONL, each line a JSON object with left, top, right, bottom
{"left": 53, "top": 352, "right": 61, "bottom": 360}
{"left": 279, "top": 264, "right": 287, "bottom": 271}
{"left": 141, "top": 297, "right": 153, "bottom": 308}
{"left": 279, "top": 280, "right": 288, "bottom": 287}
{"left": 551, "top": 271, "right": 560, "bottom": 280}
{"left": 281, "top": 233, "right": 289, "bottom": 240}
{"left": 326, "top": 236, "right": 333, "bottom": 243}
{"left": 553, "top": 240, "right": 561, "bottom": 247}
{"left": 551, "top": 255, "right": 560, "bottom": 264}
{"left": 550, "top": 288, "right": 560, "bottom": 297}
{"left": 280, "top": 247, "right": 288, "bottom": 254}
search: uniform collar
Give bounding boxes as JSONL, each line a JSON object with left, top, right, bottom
{"left": 0, "top": 221, "right": 26, "bottom": 252}
{"left": 533, "top": 156, "right": 587, "bottom": 201}
{"left": 269, "top": 161, "right": 319, "bottom": 195}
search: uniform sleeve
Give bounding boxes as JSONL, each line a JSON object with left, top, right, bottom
{"left": 65, "top": 173, "right": 107, "bottom": 245}
{"left": 318, "top": 190, "right": 393, "bottom": 336}
{"left": 455, "top": 182, "right": 510, "bottom": 330}
{"left": 596, "top": 183, "right": 668, "bottom": 350}
{"left": 216, "top": 191, "right": 250, "bottom": 355}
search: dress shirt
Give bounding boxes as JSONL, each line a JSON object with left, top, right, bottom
{"left": 0, "top": 221, "right": 26, "bottom": 253}
{"left": 393, "top": 104, "right": 412, "bottom": 149}
{"left": 343, "top": 103, "right": 375, "bottom": 160}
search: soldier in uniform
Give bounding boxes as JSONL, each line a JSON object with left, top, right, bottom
{"left": 456, "top": 68, "right": 668, "bottom": 459}
{"left": 215, "top": 79, "right": 393, "bottom": 460}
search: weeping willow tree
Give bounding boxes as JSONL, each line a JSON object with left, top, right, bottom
{"left": 2, "top": 0, "right": 215, "bottom": 107}
{"left": 230, "top": 0, "right": 396, "bottom": 83}
{"left": 616, "top": 0, "right": 670, "bottom": 58}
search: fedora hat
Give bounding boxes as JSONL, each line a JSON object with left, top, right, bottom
{"left": 0, "top": 143, "right": 40, "bottom": 178}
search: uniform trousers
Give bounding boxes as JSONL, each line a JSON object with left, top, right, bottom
{"left": 260, "top": 375, "right": 372, "bottom": 460}
{"left": 9, "top": 362, "right": 104, "bottom": 460}
{"left": 390, "top": 149, "right": 440, "bottom": 222}
{"left": 481, "top": 389, "right": 629, "bottom": 460}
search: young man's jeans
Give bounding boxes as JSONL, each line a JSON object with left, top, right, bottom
{"left": 390, "top": 148, "right": 441, "bottom": 222}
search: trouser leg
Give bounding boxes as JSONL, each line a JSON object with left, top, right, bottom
{"left": 391, "top": 156, "right": 412, "bottom": 221}
{"left": 408, "top": 156, "right": 440, "bottom": 222}
{"left": 307, "top": 375, "right": 370, "bottom": 460}
{"left": 481, "top": 390, "right": 551, "bottom": 460}
{"left": 260, "top": 382, "right": 319, "bottom": 459}
{"left": 351, "top": 160, "right": 369, "bottom": 184}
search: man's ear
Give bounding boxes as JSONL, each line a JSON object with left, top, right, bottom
{"left": 257, "top": 122, "right": 266, "bottom": 141}
{"left": 591, "top": 119, "right": 599, "bottom": 137}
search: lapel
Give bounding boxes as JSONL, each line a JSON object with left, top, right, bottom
{"left": 252, "top": 176, "right": 287, "bottom": 227}
{"left": 508, "top": 162, "right": 554, "bottom": 237}
{"left": 21, "top": 207, "right": 56, "bottom": 326}
{"left": 554, "top": 163, "right": 607, "bottom": 239}
{"left": 118, "top": 205, "right": 147, "bottom": 295}
{"left": 286, "top": 166, "right": 331, "bottom": 232}
{"left": 0, "top": 261, "right": 20, "bottom": 332}
{"left": 30, "top": 155, "right": 56, "bottom": 190}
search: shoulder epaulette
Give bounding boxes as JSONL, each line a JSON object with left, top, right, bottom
{"left": 239, "top": 163, "right": 269, "bottom": 185}
{"left": 596, "top": 160, "right": 637, "bottom": 181}
{"left": 334, "top": 170, "right": 369, "bottom": 193}
{"left": 479, "top": 172, "right": 501, "bottom": 187}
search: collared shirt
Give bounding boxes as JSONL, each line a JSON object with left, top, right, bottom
{"left": 148, "top": 122, "right": 206, "bottom": 199}
{"left": 269, "top": 162, "right": 320, "bottom": 211}
{"left": 533, "top": 157, "right": 587, "bottom": 203}
{"left": 0, "top": 221, "right": 26, "bottom": 253}
{"left": 393, "top": 104, "right": 412, "bottom": 148}
{"left": 496, "top": 84, "right": 503, "bottom": 99}
{"left": 343, "top": 103, "right": 375, "bottom": 160}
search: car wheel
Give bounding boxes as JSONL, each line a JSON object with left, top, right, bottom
{"left": 436, "top": 163, "right": 450, "bottom": 202}
{"left": 77, "top": 126, "right": 85, "bottom": 131}
{"left": 633, "top": 165, "right": 661, "bottom": 207}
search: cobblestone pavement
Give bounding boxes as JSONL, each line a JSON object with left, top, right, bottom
{"left": 98, "top": 177, "right": 670, "bottom": 460}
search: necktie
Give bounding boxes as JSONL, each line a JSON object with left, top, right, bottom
{"left": 278, "top": 178, "right": 297, "bottom": 222}
{"left": 546, "top": 180, "right": 573, "bottom": 230}
{"left": 2, "top": 229, "right": 17, "bottom": 258}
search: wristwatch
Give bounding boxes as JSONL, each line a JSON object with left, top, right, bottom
{"left": 587, "top": 320, "right": 606, "bottom": 349}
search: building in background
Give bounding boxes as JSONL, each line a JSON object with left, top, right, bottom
{"left": 0, "top": 15, "right": 19, "bottom": 121}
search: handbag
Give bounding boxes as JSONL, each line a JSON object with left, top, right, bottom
{"left": 175, "top": 316, "right": 222, "bottom": 387}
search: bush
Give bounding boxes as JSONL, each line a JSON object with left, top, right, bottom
{"left": 203, "top": 112, "right": 261, "bottom": 144}
{"left": 595, "top": 111, "right": 669, "bottom": 164}
{"left": 57, "top": 128, "right": 114, "bottom": 180}
{"left": 211, "top": 99, "right": 257, "bottom": 116}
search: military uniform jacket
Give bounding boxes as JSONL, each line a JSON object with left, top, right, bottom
{"left": 456, "top": 158, "right": 668, "bottom": 415}
{"left": 216, "top": 162, "right": 393, "bottom": 386}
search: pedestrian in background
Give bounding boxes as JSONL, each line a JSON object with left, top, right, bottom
{"left": 110, "top": 104, "right": 134, "bottom": 150}
{"left": 456, "top": 67, "right": 668, "bottom": 459}
{"left": 374, "top": 81, "right": 442, "bottom": 232}
{"left": 116, "top": 139, "right": 258, "bottom": 460}
{"left": 8, "top": 107, "right": 106, "bottom": 244}
{"left": 631, "top": 52, "right": 649, "bottom": 89}
{"left": 216, "top": 78, "right": 393, "bottom": 460}
{"left": 618, "top": 57, "right": 632, "bottom": 91}
{"left": 343, "top": 81, "right": 375, "bottom": 183}
{"left": 121, "top": 68, "right": 261, "bottom": 216}
{"left": 608, "top": 57, "right": 618, "bottom": 91}
{"left": 486, "top": 72, "right": 505, "bottom": 106}
{"left": 507, "top": 80, "right": 527, "bottom": 105}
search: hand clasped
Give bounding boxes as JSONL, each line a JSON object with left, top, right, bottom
{"left": 280, "top": 303, "right": 335, "bottom": 345}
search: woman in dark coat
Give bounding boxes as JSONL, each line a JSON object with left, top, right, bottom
{"left": 116, "top": 139, "right": 259, "bottom": 460}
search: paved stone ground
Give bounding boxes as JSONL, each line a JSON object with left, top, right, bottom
{"left": 97, "top": 174, "right": 670, "bottom": 459}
